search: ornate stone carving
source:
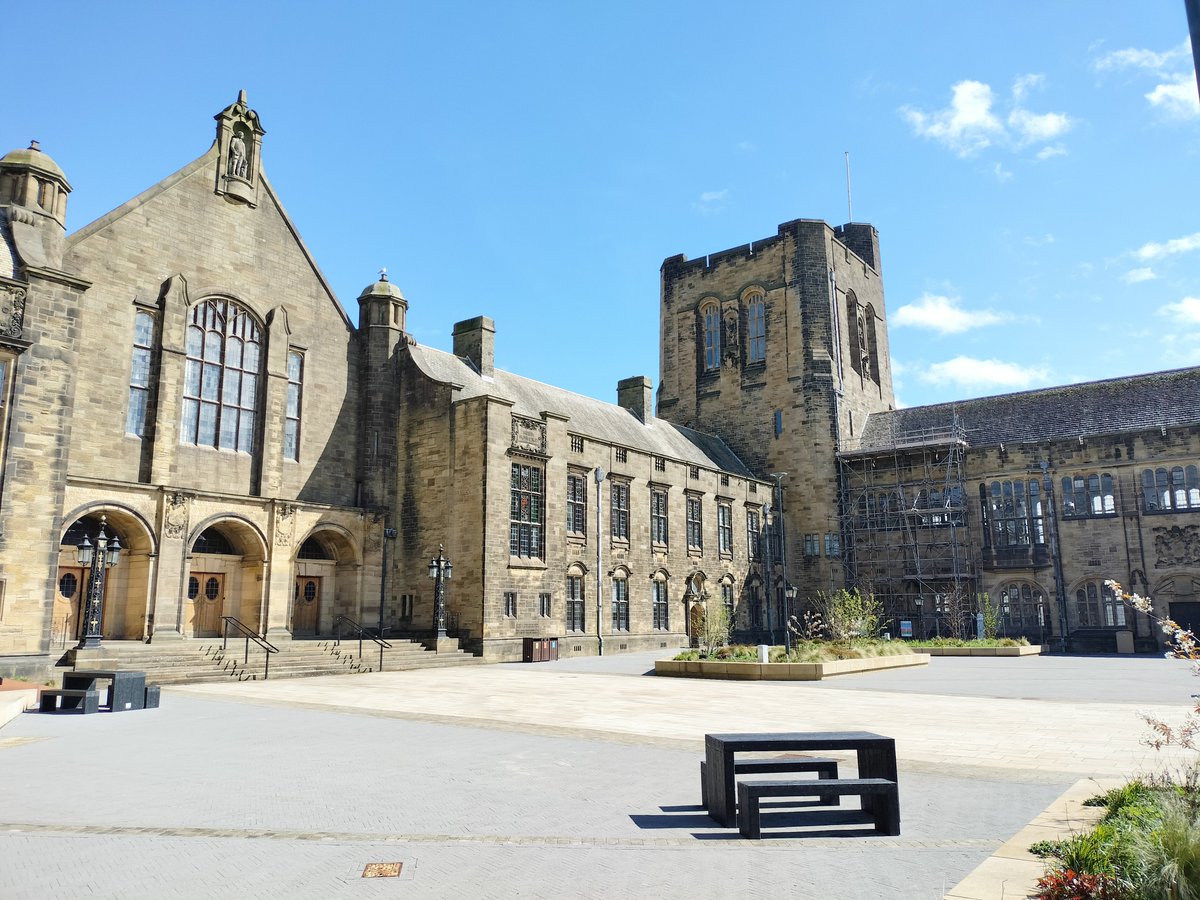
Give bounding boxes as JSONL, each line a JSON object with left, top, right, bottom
{"left": 275, "top": 503, "right": 295, "bottom": 547}
{"left": 0, "top": 285, "right": 27, "bottom": 339}
{"left": 164, "top": 492, "right": 190, "bottom": 540}
{"left": 1153, "top": 525, "right": 1200, "bottom": 568}
{"left": 511, "top": 415, "right": 547, "bottom": 455}
{"left": 227, "top": 131, "right": 249, "bottom": 179}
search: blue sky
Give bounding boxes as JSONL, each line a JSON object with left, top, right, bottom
{"left": 6, "top": 2, "right": 1199, "bottom": 409}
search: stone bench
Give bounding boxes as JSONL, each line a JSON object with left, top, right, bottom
{"left": 39, "top": 688, "right": 100, "bottom": 714}
{"left": 736, "top": 778, "right": 900, "bottom": 839}
{"left": 701, "top": 757, "right": 839, "bottom": 808}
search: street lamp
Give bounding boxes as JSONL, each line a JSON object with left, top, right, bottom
{"left": 76, "top": 515, "right": 121, "bottom": 650}
{"left": 427, "top": 544, "right": 452, "bottom": 640}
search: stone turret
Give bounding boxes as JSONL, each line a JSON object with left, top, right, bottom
{"left": 0, "top": 141, "right": 72, "bottom": 270}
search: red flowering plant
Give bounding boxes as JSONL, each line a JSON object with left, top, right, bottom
{"left": 1034, "top": 869, "right": 1124, "bottom": 900}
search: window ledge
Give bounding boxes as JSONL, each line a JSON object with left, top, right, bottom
{"left": 651, "top": 542, "right": 669, "bottom": 554}
{"left": 508, "top": 558, "right": 547, "bottom": 571}
{"left": 687, "top": 548, "right": 703, "bottom": 558}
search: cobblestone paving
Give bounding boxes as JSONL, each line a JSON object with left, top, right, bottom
{"left": 0, "top": 653, "right": 1190, "bottom": 898}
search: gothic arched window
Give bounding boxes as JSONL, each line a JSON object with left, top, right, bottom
{"left": 701, "top": 301, "right": 721, "bottom": 371}
{"left": 746, "top": 295, "right": 766, "bottom": 363}
{"left": 181, "top": 298, "right": 261, "bottom": 452}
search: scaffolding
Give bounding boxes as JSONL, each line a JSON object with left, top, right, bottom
{"left": 837, "top": 419, "right": 974, "bottom": 636}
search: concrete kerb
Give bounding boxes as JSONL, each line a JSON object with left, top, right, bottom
{"left": 944, "top": 778, "right": 1118, "bottom": 900}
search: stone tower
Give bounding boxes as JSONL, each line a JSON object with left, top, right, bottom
{"left": 657, "top": 218, "right": 895, "bottom": 603}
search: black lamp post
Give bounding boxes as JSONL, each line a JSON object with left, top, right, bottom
{"left": 784, "top": 583, "right": 797, "bottom": 654}
{"left": 76, "top": 515, "right": 121, "bottom": 650}
{"left": 427, "top": 544, "right": 452, "bottom": 639}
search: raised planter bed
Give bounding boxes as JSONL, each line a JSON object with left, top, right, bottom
{"left": 914, "top": 645, "right": 1043, "bottom": 657}
{"left": 655, "top": 653, "right": 929, "bottom": 681}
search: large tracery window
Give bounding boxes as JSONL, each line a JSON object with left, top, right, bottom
{"left": 510, "top": 462, "right": 545, "bottom": 559}
{"left": 1062, "top": 473, "right": 1116, "bottom": 518}
{"left": 181, "top": 298, "right": 261, "bottom": 452}
{"left": 1076, "top": 580, "right": 1125, "bottom": 628}
{"left": 980, "top": 480, "right": 1044, "bottom": 548}
{"left": 996, "top": 582, "right": 1045, "bottom": 631}
{"left": 1142, "top": 466, "right": 1200, "bottom": 512}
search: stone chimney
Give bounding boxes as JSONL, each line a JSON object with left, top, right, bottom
{"left": 617, "top": 376, "right": 653, "bottom": 422}
{"left": 452, "top": 316, "right": 495, "bottom": 378}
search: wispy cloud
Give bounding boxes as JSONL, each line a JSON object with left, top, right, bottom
{"left": 1024, "top": 233, "right": 1055, "bottom": 247}
{"left": 693, "top": 189, "right": 729, "bottom": 215}
{"left": 1134, "top": 232, "right": 1200, "bottom": 261}
{"left": 1159, "top": 296, "right": 1200, "bottom": 324}
{"left": 1093, "top": 41, "right": 1200, "bottom": 121}
{"left": 1121, "top": 267, "right": 1156, "bottom": 284}
{"left": 892, "top": 293, "right": 1009, "bottom": 334}
{"left": 900, "top": 74, "right": 1072, "bottom": 159}
{"left": 919, "top": 356, "right": 1051, "bottom": 390}
{"left": 1093, "top": 44, "right": 1188, "bottom": 72}
{"left": 1036, "top": 144, "right": 1068, "bottom": 160}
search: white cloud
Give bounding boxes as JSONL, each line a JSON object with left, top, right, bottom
{"left": 919, "top": 356, "right": 1050, "bottom": 390}
{"left": 1036, "top": 144, "right": 1068, "bottom": 160}
{"left": 693, "top": 189, "right": 729, "bottom": 214}
{"left": 892, "top": 293, "right": 1008, "bottom": 334}
{"left": 901, "top": 80, "right": 1004, "bottom": 157}
{"left": 992, "top": 162, "right": 1013, "bottom": 182}
{"left": 1122, "top": 267, "right": 1156, "bottom": 284}
{"left": 901, "top": 74, "right": 1071, "bottom": 160}
{"left": 1024, "top": 233, "right": 1055, "bottom": 246}
{"left": 1093, "top": 44, "right": 1186, "bottom": 72}
{"left": 1008, "top": 108, "right": 1072, "bottom": 145}
{"left": 1158, "top": 296, "right": 1200, "bottom": 324}
{"left": 1135, "top": 232, "right": 1200, "bottom": 261}
{"left": 1146, "top": 74, "right": 1200, "bottom": 120}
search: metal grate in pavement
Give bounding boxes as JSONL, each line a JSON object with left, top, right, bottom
{"left": 362, "top": 862, "right": 402, "bottom": 878}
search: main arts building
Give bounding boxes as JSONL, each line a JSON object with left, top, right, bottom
{"left": 1, "top": 94, "right": 1197, "bottom": 677}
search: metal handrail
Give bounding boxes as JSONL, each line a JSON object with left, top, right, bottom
{"left": 221, "top": 616, "right": 280, "bottom": 679}
{"left": 333, "top": 615, "right": 392, "bottom": 671}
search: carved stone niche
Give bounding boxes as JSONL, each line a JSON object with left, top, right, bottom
{"left": 0, "top": 284, "right": 27, "bottom": 340}
{"left": 511, "top": 415, "right": 547, "bottom": 456}
{"left": 1153, "top": 524, "right": 1200, "bottom": 569}
{"left": 213, "top": 90, "right": 265, "bottom": 208}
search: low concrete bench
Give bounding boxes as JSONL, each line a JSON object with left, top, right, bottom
{"left": 737, "top": 778, "right": 900, "bottom": 839}
{"left": 39, "top": 688, "right": 100, "bottom": 714}
{"left": 701, "top": 757, "right": 839, "bottom": 808}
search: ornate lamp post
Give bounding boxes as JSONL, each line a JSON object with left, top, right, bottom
{"left": 427, "top": 545, "right": 452, "bottom": 640}
{"left": 784, "top": 583, "right": 797, "bottom": 654}
{"left": 76, "top": 515, "right": 122, "bottom": 650}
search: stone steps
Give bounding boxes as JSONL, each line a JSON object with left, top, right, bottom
{"left": 65, "top": 637, "right": 484, "bottom": 685}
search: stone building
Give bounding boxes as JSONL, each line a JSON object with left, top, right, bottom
{"left": 1, "top": 93, "right": 1196, "bottom": 679}
{"left": 0, "top": 94, "right": 770, "bottom": 677}
{"left": 657, "top": 225, "right": 1200, "bottom": 651}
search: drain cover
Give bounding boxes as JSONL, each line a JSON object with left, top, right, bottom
{"left": 362, "top": 863, "right": 403, "bottom": 878}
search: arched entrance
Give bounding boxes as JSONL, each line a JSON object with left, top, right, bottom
{"left": 292, "top": 526, "right": 360, "bottom": 637}
{"left": 187, "top": 518, "right": 266, "bottom": 638}
{"left": 685, "top": 572, "right": 707, "bottom": 648}
{"left": 57, "top": 508, "right": 155, "bottom": 644}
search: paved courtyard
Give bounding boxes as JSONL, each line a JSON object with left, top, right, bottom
{"left": 0, "top": 651, "right": 1196, "bottom": 899}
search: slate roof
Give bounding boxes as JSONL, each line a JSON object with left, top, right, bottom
{"left": 406, "top": 342, "right": 757, "bottom": 478}
{"left": 855, "top": 366, "right": 1200, "bottom": 452}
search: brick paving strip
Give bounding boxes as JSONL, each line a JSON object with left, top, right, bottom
{"left": 0, "top": 821, "right": 999, "bottom": 850}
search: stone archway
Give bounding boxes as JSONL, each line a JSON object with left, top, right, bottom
{"left": 291, "top": 525, "right": 360, "bottom": 636}
{"left": 186, "top": 517, "right": 267, "bottom": 638}
{"left": 57, "top": 506, "right": 156, "bottom": 643}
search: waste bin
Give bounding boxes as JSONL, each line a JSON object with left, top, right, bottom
{"left": 1115, "top": 630, "right": 1135, "bottom": 654}
{"left": 522, "top": 637, "right": 560, "bottom": 662}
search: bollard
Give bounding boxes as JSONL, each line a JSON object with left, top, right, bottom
{"left": 757, "top": 644, "right": 769, "bottom": 663}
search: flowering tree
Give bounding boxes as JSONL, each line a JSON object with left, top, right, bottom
{"left": 1106, "top": 579, "right": 1200, "bottom": 751}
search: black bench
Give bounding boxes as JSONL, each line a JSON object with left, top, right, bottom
{"left": 737, "top": 778, "right": 900, "bottom": 839}
{"left": 701, "top": 757, "right": 839, "bottom": 808}
{"left": 39, "top": 688, "right": 100, "bottom": 714}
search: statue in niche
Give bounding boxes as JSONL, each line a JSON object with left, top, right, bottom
{"left": 723, "top": 313, "right": 739, "bottom": 364}
{"left": 228, "top": 131, "right": 249, "bottom": 179}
